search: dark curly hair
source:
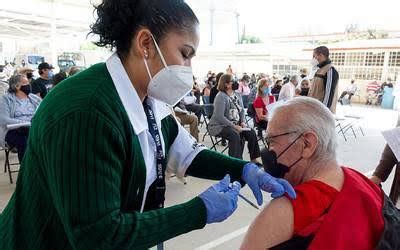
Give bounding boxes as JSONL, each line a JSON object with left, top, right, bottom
{"left": 90, "top": 0, "right": 199, "bottom": 57}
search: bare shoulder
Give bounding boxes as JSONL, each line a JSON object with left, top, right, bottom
{"left": 240, "top": 197, "right": 294, "bottom": 250}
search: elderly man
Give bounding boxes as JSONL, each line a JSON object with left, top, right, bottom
{"left": 278, "top": 75, "right": 298, "bottom": 101}
{"left": 242, "top": 97, "right": 398, "bottom": 249}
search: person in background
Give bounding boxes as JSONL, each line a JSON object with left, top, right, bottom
{"left": 338, "top": 79, "right": 357, "bottom": 104}
{"left": 243, "top": 97, "right": 394, "bottom": 249}
{"left": 202, "top": 78, "right": 212, "bottom": 97}
{"left": 209, "top": 72, "right": 223, "bottom": 104}
{"left": 52, "top": 72, "right": 68, "bottom": 88}
{"left": 300, "top": 78, "right": 311, "bottom": 96}
{"left": 237, "top": 74, "right": 251, "bottom": 107}
{"left": 271, "top": 79, "right": 283, "bottom": 100}
{"left": 253, "top": 78, "right": 275, "bottom": 136}
{"left": 250, "top": 73, "right": 257, "bottom": 88}
{"left": 32, "top": 62, "right": 54, "bottom": 99}
{"left": 226, "top": 65, "right": 233, "bottom": 74}
{"left": 300, "top": 68, "right": 308, "bottom": 79}
{"left": 174, "top": 102, "right": 199, "bottom": 141}
{"left": 68, "top": 66, "right": 82, "bottom": 76}
{"left": 0, "top": 74, "right": 41, "bottom": 161}
{"left": 279, "top": 75, "right": 298, "bottom": 101}
{"left": 209, "top": 74, "right": 261, "bottom": 162}
{"left": 366, "top": 80, "right": 381, "bottom": 105}
{"left": 192, "top": 76, "right": 201, "bottom": 104}
{"left": 308, "top": 46, "right": 339, "bottom": 113}
{"left": 17, "top": 67, "right": 35, "bottom": 84}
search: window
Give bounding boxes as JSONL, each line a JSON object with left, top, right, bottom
{"left": 272, "top": 64, "right": 300, "bottom": 76}
{"left": 346, "top": 52, "right": 365, "bottom": 66}
{"left": 365, "top": 52, "right": 384, "bottom": 66}
{"left": 331, "top": 52, "right": 345, "bottom": 65}
{"left": 389, "top": 51, "right": 400, "bottom": 67}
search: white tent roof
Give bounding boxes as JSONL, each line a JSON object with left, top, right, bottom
{"left": 0, "top": 0, "right": 99, "bottom": 40}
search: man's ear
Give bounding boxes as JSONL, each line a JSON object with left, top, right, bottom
{"left": 301, "top": 131, "right": 318, "bottom": 158}
{"left": 134, "top": 28, "right": 155, "bottom": 59}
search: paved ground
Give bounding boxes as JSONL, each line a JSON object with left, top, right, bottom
{"left": 0, "top": 103, "right": 398, "bottom": 249}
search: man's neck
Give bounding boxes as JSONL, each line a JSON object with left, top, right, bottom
{"left": 301, "top": 159, "right": 343, "bottom": 189}
{"left": 40, "top": 75, "right": 49, "bottom": 80}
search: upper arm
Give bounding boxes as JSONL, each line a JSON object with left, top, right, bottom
{"left": 241, "top": 197, "right": 294, "bottom": 250}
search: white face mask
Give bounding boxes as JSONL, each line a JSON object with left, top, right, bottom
{"left": 144, "top": 35, "right": 194, "bottom": 106}
{"left": 310, "top": 58, "right": 319, "bottom": 67}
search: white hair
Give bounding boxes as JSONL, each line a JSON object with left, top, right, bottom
{"left": 290, "top": 75, "right": 298, "bottom": 82}
{"left": 269, "top": 97, "right": 337, "bottom": 163}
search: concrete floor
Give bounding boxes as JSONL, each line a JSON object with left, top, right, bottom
{"left": 0, "top": 104, "right": 398, "bottom": 249}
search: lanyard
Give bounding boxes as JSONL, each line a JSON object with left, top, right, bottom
{"left": 143, "top": 98, "right": 166, "bottom": 209}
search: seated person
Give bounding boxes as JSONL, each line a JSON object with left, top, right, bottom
{"left": 253, "top": 79, "right": 275, "bottom": 133}
{"left": 338, "top": 79, "right": 357, "bottom": 104}
{"left": 366, "top": 81, "right": 381, "bottom": 105}
{"left": 52, "top": 72, "right": 68, "bottom": 88}
{"left": 237, "top": 74, "right": 251, "bottom": 108}
{"left": 242, "top": 97, "right": 393, "bottom": 250}
{"left": 299, "top": 78, "right": 310, "bottom": 96}
{"left": 174, "top": 101, "right": 199, "bottom": 141}
{"left": 0, "top": 74, "right": 41, "bottom": 161}
{"left": 182, "top": 94, "right": 202, "bottom": 122}
{"left": 209, "top": 74, "right": 260, "bottom": 162}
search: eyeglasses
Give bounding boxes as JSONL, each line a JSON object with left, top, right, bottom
{"left": 265, "top": 131, "right": 298, "bottom": 148}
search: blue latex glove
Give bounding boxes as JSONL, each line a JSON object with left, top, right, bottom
{"left": 242, "top": 163, "right": 296, "bottom": 205}
{"left": 199, "top": 174, "right": 241, "bottom": 224}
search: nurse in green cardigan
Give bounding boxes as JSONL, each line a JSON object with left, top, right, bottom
{"left": 0, "top": 0, "right": 295, "bottom": 249}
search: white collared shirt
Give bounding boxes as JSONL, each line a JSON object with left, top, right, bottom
{"left": 278, "top": 82, "right": 296, "bottom": 101}
{"left": 106, "top": 53, "right": 205, "bottom": 211}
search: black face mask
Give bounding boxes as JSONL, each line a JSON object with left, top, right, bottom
{"left": 232, "top": 80, "right": 239, "bottom": 91}
{"left": 300, "top": 88, "right": 310, "bottom": 96}
{"left": 26, "top": 72, "right": 33, "bottom": 79}
{"left": 20, "top": 85, "right": 32, "bottom": 96}
{"left": 262, "top": 134, "right": 303, "bottom": 178}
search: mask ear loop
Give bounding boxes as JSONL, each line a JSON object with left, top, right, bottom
{"left": 150, "top": 34, "right": 169, "bottom": 70}
{"left": 277, "top": 133, "right": 303, "bottom": 159}
{"left": 143, "top": 54, "right": 153, "bottom": 80}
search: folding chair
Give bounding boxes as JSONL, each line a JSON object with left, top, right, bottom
{"left": 3, "top": 143, "right": 20, "bottom": 184}
{"left": 246, "top": 103, "right": 267, "bottom": 148}
{"left": 199, "top": 95, "right": 211, "bottom": 128}
{"left": 344, "top": 114, "right": 365, "bottom": 137}
{"left": 335, "top": 116, "right": 357, "bottom": 141}
{"left": 200, "top": 104, "right": 229, "bottom": 153}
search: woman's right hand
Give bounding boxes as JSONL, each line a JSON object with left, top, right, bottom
{"left": 198, "top": 175, "right": 241, "bottom": 224}
{"left": 234, "top": 125, "right": 242, "bottom": 133}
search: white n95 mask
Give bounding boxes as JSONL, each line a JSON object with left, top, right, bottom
{"left": 310, "top": 58, "right": 319, "bottom": 67}
{"left": 144, "top": 35, "right": 193, "bottom": 106}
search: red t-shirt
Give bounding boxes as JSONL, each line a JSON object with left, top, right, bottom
{"left": 287, "top": 180, "right": 339, "bottom": 234}
{"left": 253, "top": 96, "right": 275, "bottom": 123}
{"left": 284, "top": 167, "right": 384, "bottom": 250}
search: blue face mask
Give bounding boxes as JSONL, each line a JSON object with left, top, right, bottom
{"left": 48, "top": 71, "right": 54, "bottom": 79}
{"left": 263, "top": 87, "right": 270, "bottom": 95}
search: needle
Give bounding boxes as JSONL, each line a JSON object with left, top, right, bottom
{"left": 238, "top": 193, "right": 259, "bottom": 210}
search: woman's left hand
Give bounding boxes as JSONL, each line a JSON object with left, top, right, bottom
{"left": 242, "top": 163, "right": 296, "bottom": 205}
